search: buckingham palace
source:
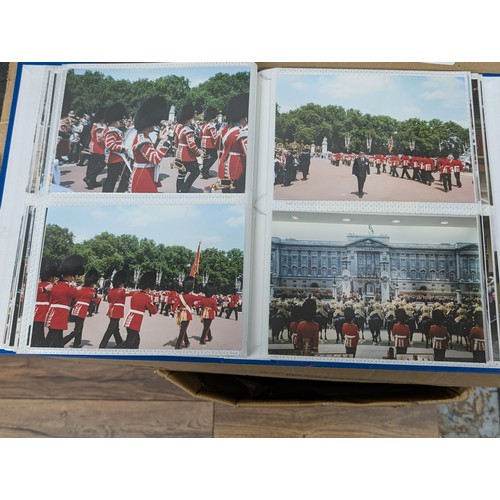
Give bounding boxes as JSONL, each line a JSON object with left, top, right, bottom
{"left": 270, "top": 231, "right": 481, "bottom": 302}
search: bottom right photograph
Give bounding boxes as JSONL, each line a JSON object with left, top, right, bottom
{"left": 268, "top": 212, "right": 496, "bottom": 363}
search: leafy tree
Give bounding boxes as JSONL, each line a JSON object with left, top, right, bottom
{"left": 43, "top": 224, "right": 75, "bottom": 261}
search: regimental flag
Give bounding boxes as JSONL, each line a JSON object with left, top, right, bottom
{"left": 190, "top": 241, "right": 201, "bottom": 277}
{"left": 388, "top": 135, "right": 394, "bottom": 153}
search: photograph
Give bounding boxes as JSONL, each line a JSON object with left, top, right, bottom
{"left": 27, "top": 203, "right": 245, "bottom": 352}
{"left": 268, "top": 212, "right": 489, "bottom": 363}
{"left": 272, "top": 70, "right": 475, "bottom": 203}
{"left": 51, "top": 64, "right": 252, "bottom": 195}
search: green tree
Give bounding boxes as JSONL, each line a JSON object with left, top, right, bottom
{"left": 43, "top": 224, "right": 75, "bottom": 261}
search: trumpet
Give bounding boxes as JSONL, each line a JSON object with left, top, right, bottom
{"left": 203, "top": 179, "right": 234, "bottom": 193}
{"left": 169, "top": 159, "right": 186, "bottom": 173}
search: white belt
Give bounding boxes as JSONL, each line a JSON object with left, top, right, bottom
{"left": 133, "top": 163, "right": 152, "bottom": 169}
{"left": 229, "top": 152, "right": 242, "bottom": 156}
{"left": 345, "top": 335, "right": 357, "bottom": 339}
{"left": 35, "top": 301, "right": 50, "bottom": 306}
{"left": 49, "top": 304, "right": 71, "bottom": 310}
{"left": 178, "top": 143, "right": 188, "bottom": 146}
{"left": 394, "top": 335, "right": 406, "bottom": 339}
{"left": 111, "top": 303, "right": 124, "bottom": 307}
{"left": 129, "top": 309, "right": 144, "bottom": 316}
{"left": 75, "top": 301, "right": 89, "bottom": 306}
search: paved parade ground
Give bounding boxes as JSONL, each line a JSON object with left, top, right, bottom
{"left": 274, "top": 158, "right": 475, "bottom": 203}
{"left": 32, "top": 298, "right": 243, "bottom": 353}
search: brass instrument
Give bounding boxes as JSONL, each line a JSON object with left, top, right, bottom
{"left": 169, "top": 159, "right": 186, "bottom": 173}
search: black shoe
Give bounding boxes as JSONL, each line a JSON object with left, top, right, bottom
{"left": 71, "top": 344, "right": 82, "bottom": 348}
{"left": 185, "top": 342, "right": 190, "bottom": 348}
{"left": 199, "top": 341, "right": 206, "bottom": 345}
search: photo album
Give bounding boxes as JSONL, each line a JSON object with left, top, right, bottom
{"left": 1, "top": 62, "right": 500, "bottom": 376}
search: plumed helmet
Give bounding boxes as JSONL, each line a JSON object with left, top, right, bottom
{"left": 134, "top": 96, "right": 170, "bottom": 131}
{"left": 112, "top": 270, "right": 127, "bottom": 287}
{"left": 83, "top": 268, "right": 100, "bottom": 287}
{"left": 225, "top": 93, "right": 249, "bottom": 123}
{"left": 432, "top": 309, "right": 445, "bottom": 326}
{"left": 204, "top": 106, "right": 218, "bottom": 121}
{"left": 395, "top": 308, "right": 407, "bottom": 323}
{"left": 138, "top": 271, "right": 156, "bottom": 290}
{"left": 104, "top": 103, "right": 128, "bottom": 124}
{"left": 177, "top": 103, "right": 195, "bottom": 124}
{"left": 343, "top": 306, "right": 355, "bottom": 322}
{"left": 57, "top": 255, "right": 85, "bottom": 277}
{"left": 301, "top": 297, "right": 317, "bottom": 322}
{"left": 182, "top": 276, "right": 195, "bottom": 293}
{"left": 40, "top": 257, "right": 59, "bottom": 281}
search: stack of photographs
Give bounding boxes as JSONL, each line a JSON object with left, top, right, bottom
{"left": 1, "top": 63, "right": 499, "bottom": 372}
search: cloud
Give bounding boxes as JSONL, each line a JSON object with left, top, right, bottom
{"left": 420, "top": 76, "right": 467, "bottom": 109}
{"left": 225, "top": 214, "right": 245, "bottom": 227}
{"left": 113, "top": 205, "right": 201, "bottom": 228}
{"left": 318, "top": 73, "right": 394, "bottom": 99}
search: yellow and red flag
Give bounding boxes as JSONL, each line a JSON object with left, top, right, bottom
{"left": 189, "top": 241, "right": 201, "bottom": 277}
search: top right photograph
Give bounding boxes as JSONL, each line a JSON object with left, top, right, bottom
{"left": 272, "top": 70, "right": 475, "bottom": 204}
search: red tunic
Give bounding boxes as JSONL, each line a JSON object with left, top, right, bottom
{"left": 200, "top": 122, "right": 218, "bottom": 149}
{"left": 106, "top": 287, "right": 130, "bottom": 319}
{"left": 438, "top": 158, "right": 453, "bottom": 175}
{"left": 124, "top": 291, "right": 157, "bottom": 331}
{"left": 198, "top": 296, "right": 219, "bottom": 319}
{"left": 175, "top": 125, "right": 201, "bottom": 162}
{"left": 229, "top": 294, "right": 240, "bottom": 308}
{"left": 469, "top": 326, "right": 485, "bottom": 352}
{"left": 44, "top": 281, "right": 79, "bottom": 330}
{"left": 89, "top": 123, "right": 105, "bottom": 155}
{"left": 342, "top": 322, "right": 360, "bottom": 348}
{"left": 429, "top": 324, "right": 450, "bottom": 350}
{"left": 104, "top": 126, "right": 125, "bottom": 164}
{"left": 392, "top": 322, "right": 410, "bottom": 349}
{"left": 130, "top": 133, "right": 169, "bottom": 193}
{"left": 34, "top": 281, "right": 53, "bottom": 323}
{"left": 296, "top": 320, "right": 320, "bottom": 352}
{"left": 173, "top": 293, "right": 200, "bottom": 322}
{"left": 217, "top": 125, "right": 247, "bottom": 181}
{"left": 451, "top": 159, "right": 464, "bottom": 173}
{"left": 71, "top": 286, "right": 96, "bottom": 319}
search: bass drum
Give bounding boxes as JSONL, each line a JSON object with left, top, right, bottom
{"left": 122, "top": 127, "right": 137, "bottom": 159}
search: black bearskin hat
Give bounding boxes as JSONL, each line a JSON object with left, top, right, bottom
{"left": 203, "top": 282, "right": 216, "bottom": 298}
{"left": 302, "top": 297, "right": 317, "bottom": 322}
{"left": 432, "top": 309, "right": 445, "bottom": 326}
{"left": 291, "top": 305, "right": 302, "bottom": 322}
{"left": 83, "top": 268, "right": 100, "bottom": 287}
{"left": 474, "top": 310, "right": 484, "bottom": 327}
{"left": 204, "top": 106, "right": 218, "bottom": 121}
{"left": 177, "top": 103, "right": 195, "bottom": 124}
{"left": 112, "top": 270, "right": 127, "bottom": 287}
{"left": 138, "top": 271, "right": 156, "bottom": 291}
{"left": 225, "top": 93, "right": 249, "bottom": 123}
{"left": 57, "top": 255, "right": 85, "bottom": 278}
{"left": 104, "top": 103, "right": 128, "bottom": 124}
{"left": 134, "top": 96, "right": 170, "bottom": 131}
{"left": 182, "top": 276, "right": 195, "bottom": 293}
{"left": 40, "top": 257, "right": 59, "bottom": 281}
{"left": 93, "top": 107, "right": 107, "bottom": 123}
{"left": 343, "top": 307, "right": 355, "bottom": 322}
{"left": 395, "top": 308, "right": 407, "bottom": 323}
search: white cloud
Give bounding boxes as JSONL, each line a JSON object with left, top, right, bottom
{"left": 225, "top": 214, "right": 245, "bottom": 227}
{"left": 114, "top": 205, "right": 201, "bottom": 228}
{"left": 420, "top": 76, "right": 467, "bottom": 109}
{"left": 319, "top": 73, "right": 394, "bottom": 99}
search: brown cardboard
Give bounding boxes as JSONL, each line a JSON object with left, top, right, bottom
{"left": 157, "top": 369, "right": 473, "bottom": 407}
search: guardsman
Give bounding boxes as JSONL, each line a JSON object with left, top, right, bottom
{"left": 469, "top": 310, "right": 486, "bottom": 363}
{"left": 429, "top": 309, "right": 451, "bottom": 361}
{"left": 130, "top": 96, "right": 171, "bottom": 193}
{"left": 217, "top": 93, "right": 249, "bottom": 193}
{"left": 439, "top": 155, "right": 454, "bottom": 192}
{"left": 226, "top": 288, "right": 241, "bottom": 320}
{"left": 62, "top": 269, "right": 100, "bottom": 348}
{"left": 198, "top": 282, "right": 219, "bottom": 344}
{"left": 175, "top": 104, "right": 204, "bottom": 193}
{"left": 200, "top": 106, "right": 219, "bottom": 179}
{"left": 296, "top": 298, "right": 320, "bottom": 355}
{"left": 99, "top": 270, "right": 130, "bottom": 348}
{"left": 451, "top": 156, "right": 464, "bottom": 188}
{"left": 400, "top": 154, "right": 411, "bottom": 179}
{"left": 31, "top": 257, "right": 59, "bottom": 347}
{"left": 393, "top": 308, "right": 411, "bottom": 355}
{"left": 173, "top": 276, "right": 200, "bottom": 350}
{"left": 44, "top": 255, "right": 85, "bottom": 347}
{"left": 83, "top": 107, "right": 107, "bottom": 189}
{"left": 342, "top": 306, "right": 360, "bottom": 357}
{"left": 122, "top": 271, "right": 158, "bottom": 349}
{"left": 101, "top": 103, "right": 130, "bottom": 193}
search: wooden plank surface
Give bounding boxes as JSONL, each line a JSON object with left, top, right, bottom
{"left": 0, "top": 399, "right": 213, "bottom": 438}
{"left": 0, "top": 355, "right": 441, "bottom": 437}
{"left": 213, "top": 404, "right": 439, "bottom": 438}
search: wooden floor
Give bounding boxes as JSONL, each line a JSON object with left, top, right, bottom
{"left": 0, "top": 355, "right": 442, "bottom": 438}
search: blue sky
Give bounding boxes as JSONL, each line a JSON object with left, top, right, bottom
{"left": 46, "top": 204, "right": 246, "bottom": 252}
{"left": 276, "top": 71, "right": 471, "bottom": 127}
{"left": 69, "top": 63, "right": 252, "bottom": 88}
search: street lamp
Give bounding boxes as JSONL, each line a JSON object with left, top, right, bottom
{"left": 133, "top": 266, "right": 142, "bottom": 289}
{"left": 366, "top": 136, "right": 372, "bottom": 153}
{"left": 345, "top": 133, "right": 351, "bottom": 152}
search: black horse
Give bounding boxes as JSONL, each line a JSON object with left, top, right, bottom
{"left": 333, "top": 315, "right": 346, "bottom": 343}
{"left": 419, "top": 316, "right": 433, "bottom": 348}
{"left": 269, "top": 308, "right": 288, "bottom": 344}
{"left": 354, "top": 314, "right": 366, "bottom": 340}
{"left": 368, "top": 314, "right": 383, "bottom": 345}
{"left": 385, "top": 314, "right": 396, "bottom": 345}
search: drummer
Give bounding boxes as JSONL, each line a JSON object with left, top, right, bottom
{"left": 129, "top": 96, "right": 171, "bottom": 193}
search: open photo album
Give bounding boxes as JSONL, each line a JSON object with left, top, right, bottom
{"left": 1, "top": 63, "right": 500, "bottom": 375}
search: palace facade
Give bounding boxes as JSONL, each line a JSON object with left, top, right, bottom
{"left": 270, "top": 232, "right": 481, "bottom": 301}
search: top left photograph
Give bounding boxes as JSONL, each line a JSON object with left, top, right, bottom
{"left": 50, "top": 63, "right": 254, "bottom": 195}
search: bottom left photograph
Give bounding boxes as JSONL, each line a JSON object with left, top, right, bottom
{"left": 25, "top": 203, "right": 246, "bottom": 353}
